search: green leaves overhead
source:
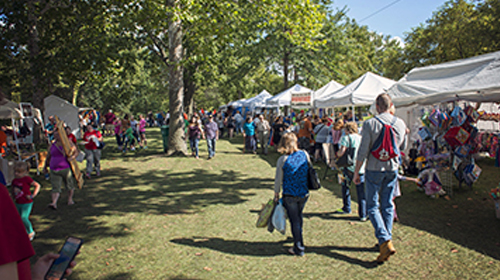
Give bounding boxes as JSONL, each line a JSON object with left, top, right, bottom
{"left": 403, "top": 0, "right": 500, "bottom": 69}
{"left": 2, "top": 0, "right": 498, "bottom": 113}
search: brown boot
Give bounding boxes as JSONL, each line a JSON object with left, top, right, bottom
{"left": 376, "top": 240, "right": 396, "bottom": 263}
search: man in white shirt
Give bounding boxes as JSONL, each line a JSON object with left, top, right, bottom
{"left": 256, "top": 114, "right": 271, "bottom": 155}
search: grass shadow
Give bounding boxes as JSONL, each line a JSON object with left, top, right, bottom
{"left": 394, "top": 157, "right": 500, "bottom": 260}
{"left": 31, "top": 164, "right": 274, "bottom": 255}
{"left": 170, "top": 237, "right": 378, "bottom": 269}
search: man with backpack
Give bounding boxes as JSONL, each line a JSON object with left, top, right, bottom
{"left": 353, "top": 93, "right": 407, "bottom": 264}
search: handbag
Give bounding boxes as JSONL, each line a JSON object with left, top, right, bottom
{"left": 256, "top": 199, "right": 276, "bottom": 228}
{"left": 335, "top": 136, "right": 355, "bottom": 168}
{"left": 76, "top": 150, "right": 86, "bottom": 162}
{"left": 308, "top": 167, "right": 321, "bottom": 190}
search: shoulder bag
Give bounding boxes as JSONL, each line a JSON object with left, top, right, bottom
{"left": 306, "top": 151, "right": 322, "bottom": 190}
{"left": 335, "top": 136, "right": 355, "bottom": 168}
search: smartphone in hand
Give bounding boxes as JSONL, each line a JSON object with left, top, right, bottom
{"left": 45, "top": 237, "right": 83, "bottom": 280}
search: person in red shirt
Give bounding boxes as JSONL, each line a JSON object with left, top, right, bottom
{"left": 1, "top": 180, "right": 35, "bottom": 280}
{"left": 1, "top": 182, "right": 78, "bottom": 280}
{"left": 65, "top": 126, "right": 77, "bottom": 145}
{"left": 0, "top": 129, "right": 7, "bottom": 156}
{"left": 104, "top": 109, "right": 116, "bottom": 137}
{"left": 83, "top": 124, "right": 102, "bottom": 178}
{"left": 11, "top": 162, "right": 41, "bottom": 241}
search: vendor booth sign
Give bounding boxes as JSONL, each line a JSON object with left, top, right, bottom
{"left": 291, "top": 92, "right": 311, "bottom": 108}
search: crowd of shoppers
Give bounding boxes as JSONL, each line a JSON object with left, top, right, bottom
{"left": 30, "top": 93, "right": 408, "bottom": 266}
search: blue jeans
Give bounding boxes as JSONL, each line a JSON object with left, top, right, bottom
{"left": 206, "top": 138, "right": 216, "bottom": 158}
{"left": 365, "top": 170, "right": 397, "bottom": 245}
{"left": 236, "top": 121, "right": 243, "bottom": 134}
{"left": 189, "top": 138, "right": 199, "bottom": 157}
{"left": 283, "top": 195, "right": 308, "bottom": 256}
{"left": 341, "top": 169, "right": 366, "bottom": 219}
{"left": 245, "top": 136, "right": 256, "bottom": 152}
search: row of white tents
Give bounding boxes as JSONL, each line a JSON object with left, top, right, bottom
{"left": 226, "top": 50, "right": 500, "bottom": 115}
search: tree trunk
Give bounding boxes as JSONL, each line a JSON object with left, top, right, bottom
{"left": 167, "top": 2, "right": 187, "bottom": 156}
{"left": 183, "top": 66, "right": 197, "bottom": 117}
{"left": 27, "top": 0, "right": 44, "bottom": 109}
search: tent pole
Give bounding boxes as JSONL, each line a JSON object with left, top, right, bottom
{"left": 352, "top": 105, "right": 355, "bottom": 122}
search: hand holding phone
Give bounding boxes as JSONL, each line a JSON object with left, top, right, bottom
{"left": 44, "top": 237, "right": 83, "bottom": 280}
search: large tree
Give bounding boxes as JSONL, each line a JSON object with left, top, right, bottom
{"left": 404, "top": 0, "right": 500, "bottom": 69}
{"left": 0, "top": 0, "right": 121, "bottom": 108}
{"left": 118, "top": 0, "right": 329, "bottom": 155}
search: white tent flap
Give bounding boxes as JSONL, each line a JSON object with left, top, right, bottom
{"left": 0, "top": 100, "right": 22, "bottom": 119}
{"left": 314, "top": 72, "right": 396, "bottom": 108}
{"left": 228, "top": 98, "right": 247, "bottom": 108}
{"left": 241, "top": 90, "right": 273, "bottom": 109}
{"left": 312, "top": 80, "right": 344, "bottom": 100}
{"left": 387, "top": 50, "right": 500, "bottom": 107}
{"left": 44, "top": 95, "right": 80, "bottom": 138}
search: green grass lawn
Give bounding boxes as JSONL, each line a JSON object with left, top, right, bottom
{"left": 28, "top": 127, "right": 500, "bottom": 279}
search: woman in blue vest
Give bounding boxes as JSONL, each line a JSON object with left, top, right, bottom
{"left": 274, "top": 132, "right": 311, "bottom": 256}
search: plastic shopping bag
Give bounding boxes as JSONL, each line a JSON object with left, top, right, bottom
{"left": 256, "top": 199, "right": 276, "bottom": 228}
{"left": 272, "top": 199, "right": 286, "bottom": 235}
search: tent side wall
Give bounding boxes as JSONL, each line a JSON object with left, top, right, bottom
{"left": 44, "top": 95, "right": 81, "bottom": 139}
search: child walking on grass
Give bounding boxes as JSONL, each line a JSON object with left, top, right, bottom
{"left": 123, "top": 125, "right": 136, "bottom": 153}
{"left": 11, "top": 161, "right": 41, "bottom": 241}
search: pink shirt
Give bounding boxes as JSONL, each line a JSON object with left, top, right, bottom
{"left": 139, "top": 119, "right": 146, "bottom": 132}
{"left": 114, "top": 120, "right": 121, "bottom": 135}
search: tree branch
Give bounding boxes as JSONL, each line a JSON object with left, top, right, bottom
{"left": 148, "top": 32, "right": 170, "bottom": 66}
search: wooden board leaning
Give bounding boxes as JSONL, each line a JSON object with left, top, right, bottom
{"left": 55, "top": 116, "right": 84, "bottom": 189}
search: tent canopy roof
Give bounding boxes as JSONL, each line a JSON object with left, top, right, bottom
{"left": 227, "top": 98, "right": 247, "bottom": 108}
{"left": 266, "top": 84, "right": 312, "bottom": 107}
{"left": 387, "top": 50, "right": 500, "bottom": 107}
{"left": 315, "top": 72, "right": 396, "bottom": 108}
{"left": 312, "top": 80, "right": 344, "bottom": 100}
{"left": 241, "top": 90, "right": 274, "bottom": 108}
{"left": 0, "top": 99, "right": 22, "bottom": 119}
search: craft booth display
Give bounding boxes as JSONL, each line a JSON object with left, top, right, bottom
{"left": 412, "top": 103, "right": 499, "bottom": 197}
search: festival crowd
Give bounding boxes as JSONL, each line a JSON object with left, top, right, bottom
{"left": 2, "top": 93, "right": 416, "bottom": 280}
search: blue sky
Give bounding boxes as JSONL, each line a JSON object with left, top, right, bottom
{"left": 331, "top": 0, "right": 449, "bottom": 40}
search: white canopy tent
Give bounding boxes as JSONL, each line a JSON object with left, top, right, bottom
{"left": 0, "top": 99, "right": 23, "bottom": 119}
{"left": 387, "top": 50, "right": 500, "bottom": 107}
{"left": 227, "top": 98, "right": 247, "bottom": 108}
{"left": 314, "top": 72, "right": 396, "bottom": 108}
{"left": 44, "top": 95, "right": 80, "bottom": 138}
{"left": 312, "top": 80, "right": 344, "bottom": 100}
{"left": 266, "top": 84, "right": 313, "bottom": 107}
{"left": 241, "top": 90, "right": 273, "bottom": 109}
